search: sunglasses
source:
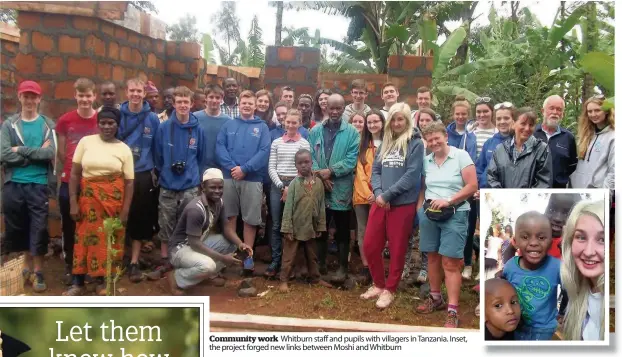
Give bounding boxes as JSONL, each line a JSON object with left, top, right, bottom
{"left": 494, "top": 102, "right": 514, "bottom": 110}
{"left": 475, "top": 97, "right": 492, "bottom": 104}
{"left": 591, "top": 94, "right": 605, "bottom": 100}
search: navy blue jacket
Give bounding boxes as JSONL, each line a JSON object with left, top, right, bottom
{"left": 476, "top": 132, "right": 511, "bottom": 188}
{"left": 446, "top": 121, "right": 477, "bottom": 162}
{"left": 117, "top": 101, "right": 160, "bottom": 173}
{"left": 533, "top": 125, "right": 577, "bottom": 188}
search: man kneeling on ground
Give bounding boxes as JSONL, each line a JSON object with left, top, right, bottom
{"left": 167, "top": 168, "right": 253, "bottom": 295}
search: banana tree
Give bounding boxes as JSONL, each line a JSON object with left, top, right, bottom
{"left": 580, "top": 52, "right": 614, "bottom": 110}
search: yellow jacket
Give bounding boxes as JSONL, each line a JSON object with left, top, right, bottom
{"left": 353, "top": 144, "right": 377, "bottom": 205}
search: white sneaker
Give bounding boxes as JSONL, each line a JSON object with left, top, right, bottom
{"left": 376, "top": 290, "right": 394, "bottom": 309}
{"left": 417, "top": 270, "right": 428, "bottom": 283}
{"left": 462, "top": 266, "right": 472, "bottom": 280}
{"left": 360, "top": 285, "right": 383, "bottom": 300}
{"left": 474, "top": 272, "right": 480, "bottom": 280}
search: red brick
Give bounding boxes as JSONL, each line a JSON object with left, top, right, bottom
{"left": 3, "top": 42, "right": 17, "bottom": 54}
{"left": 37, "top": 80, "right": 54, "bottom": 97}
{"left": 389, "top": 76, "right": 407, "bottom": 89}
{"left": 19, "top": 32, "right": 30, "bottom": 53}
{"left": 278, "top": 47, "right": 296, "bottom": 62}
{"left": 300, "top": 50, "right": 320, "bottom": 65}
{"left": 423, "top": 56, "right": 434, "bottom": 72}
{"left": 156, "top": 58, "right": 165, "bottom": 72}
{"left": 137, "top": 71, "right": 148, "bottom": 82}
{"left": 108, "top": 42, "right": 119, "bottom": 60}
{"left": 115, "top": 27, "right": 128, "bottom": 40}
{"left": 264, "top": 66, "right": 284, "bottom": 79}
{"left": 101, "top": 22, "right": 115, "bottom": 37}
{"left": 17, "top": 12, "right": 41, "bottom": 29}
{"left": 155, "top": 41, "right": 165, "bottom": 54}
{"left": 112, "top": 65, "right": 125, "bottom": 82}
{"left": 73, "top": 16, "right": 98, "bottom": 31}
{"left": 338, "top": 80, "right": 349, "bottom": 91}
{"left": 178, "top": 79, "right": 197, "bottom": 89}
{"left": 125, "top": 67, "right": 136, "bottom": 79}
{"left": 287, "top": 67, "right": 306, "bottom": 82}
{"left": 55, "top": 81, "right": 76, "bottom": 99}
{"left": 402, "top": 56, "right": 423, "bottom": 71}
{"left": 146, "top": 53, "right": 157, "bottom": 68}
{"left": 131, "top": 48, "right": 142, "bottom": 63}
{"left": 128, "top": 33, "right": 140, "bottom": 45}
{"left": 85, "top": 35, "right": 106, "bottom": 57}
{"left": 179, "top": 42, "right": 200, "bottom": 58}
{"left": 17, "top": 54, "right": 37, "bottom": 74}
{"left": 189, "top": 59, "right": 200, "bottom": 74}
{"left": 1, "top": 69, "right": 14, "bottom": 83}
{"left": 41, "top": 56, "right": 64, "bottom": 75}
{"left": 216, "top": 66, "right": 228, "bottom": 78}
{"left": 32, "top": 32, "right": 54, "bottom": 52}
{"left": 42, "top": 14, "right": 67, "bottom": 28}
{"left": 404, "top": 94, "right": 418, "bottom": 107}
{"left": 296, "top": 85, "right": 316, "bottom": 96}
{"left": 68, "top": 57, "right": 96, "bottom": 77}
{"left": 99, "top": 1, "right": 128, "bottom": 11}
{"left": 2, "top": 98, "right": 17, "bottom": 115}
{"left": 167, "top": 60, "right": 186, "bottom": 74}
{"left": 59, "top": 35, "right": 81, "bottom": 54}
{"left": 322, "top": 80, "right": 334, "bottom": 89}
{"left": 308, "top": 69, "right": 318, "bottom": 82}
{"left": 166, "top": 42, "right": 177, "bottom": 57}
{"left": 388, "top": 55, "right": 401, "bottom": 70}
{"left": 120, "top": 46, "right": 131, "bottom": 62}
{"left": 140, "top": 38, "right": 152, "bottom": 51}
{"left": 97, "top": 62, "right": 112, "bottom": 80}
{"left": 1, "top": 54, "right": 12, "bottom": 68}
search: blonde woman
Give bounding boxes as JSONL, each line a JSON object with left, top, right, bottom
{"left": 560, "top": 200, "right": 606, "bottom": 341}
{"left": 360, "top": 103, "right": 424, "bottom": 309}
{"left": 570, "top": 96, "right": 615, "bottom": 191}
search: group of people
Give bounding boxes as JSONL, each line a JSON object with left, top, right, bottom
{"left": 0, "top": 75, "right": 614, "bottom": 330}
{"left": 485, "top": 194, "right": 606, "bottom": 341}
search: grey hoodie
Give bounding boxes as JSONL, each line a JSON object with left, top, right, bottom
{"left": 570, "top": 126, "right": 615, "bottom": 189}
{"left": 0, "top": 113, "right": 57, "bottom": 191}
{"left": 371, "top": 131, "right": 424, "bottom": 206}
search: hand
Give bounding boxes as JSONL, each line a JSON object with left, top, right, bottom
{"left": 238, "top": 243, "right": 253, "bottom": 257}
{"left": 231, "top": 166, "right": 245, "bottom": 180}
{"left": 70, "top": 202, "right": 80, "bottom": 221}
{"left": 120, "top": 209, "right": 129, "bottom": 225}
{"left": 473, "top": 190, "right": 480, "bottom": 200}
{"left": 375, "top": 195, "right": 388, "bottom": 208}
{"left": 281, "top": 186, "right": 288, "bottom": 202}
{"left": 222, "top": 254, "right": 242, "bottom": 266}
{"left": 284, "top": 233, "right": 294, "bottom": 241}
{"left": 42, "top": 139, "right": 51, "bottom": 148}
{"left": 316, "top": 232, "right": 322, "bottom": 238}
{"left": 366, "top": 193, "right": 375, "bottom": 204}
{"left": 316, "top": 169, "right": 332, "bottom": 180}
{"left": 151, "top": 170, "right": 159, "bottom": 187}
{"left": 322, "top": 180, "right": 334, "bottom": 192}
{"left": 430, "top": 199, "right": 450, "bottom": 210}
{"left": 10, "top": 146, "right": 19, "bottom": 153}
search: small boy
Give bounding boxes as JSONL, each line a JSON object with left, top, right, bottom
{"left": 279, "top": 149, "right": 329, "bottom": 292}
{"left": 485, "top": 278, "right": 521, "bottom": 340}
{"left": 501, "top": 211, "right": 561, "bottom": 341}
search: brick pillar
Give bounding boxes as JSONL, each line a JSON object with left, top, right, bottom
{"left": 264, "top": 46, "right": 320, "bottom": 98}
{"left": 387, "top": 55, "right": 433, "bottom": 108}
{"left": 165, "top": 41, "right": 201, "bottom": 89}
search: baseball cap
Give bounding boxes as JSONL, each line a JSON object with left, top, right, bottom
{"left": 17, "top": 80, "right": 42, "bottom": 95}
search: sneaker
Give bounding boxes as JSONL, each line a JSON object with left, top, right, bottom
{"left": 416, "top": 295, "right": 446, "bottom": 314}
{"left": 128, "top": 263, "right": 143, "bottom": 283}
{"left": 22, "top": 269, "right": 33, "bottom": 286}
{"left": 360, "top": 285, "right": 383, "bottom": 300}
{"left": 462, "top": 266, "right": 472, "bottom": 280}
{"left": 32, "top": 272, "right": 47, "bottom": 293}
{"left": 444, "top": 311, "right": 459, "bottom": 328}
{"left": 416, "top": 270, "right": 428, "bottom": 283}
{"left": 475, "top": 304, "right": 480, "bottom": 317}
{"left": 263, "top": 263, "right": 278, "bottom": 279}
{"left": 376, "top": 290, "right": 395, "bottom": 309}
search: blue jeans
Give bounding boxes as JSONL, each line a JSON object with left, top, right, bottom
{"left": 515, "top": 325, "right": 556, "bottom": 341}
{"left": 269, "top": 180, "right": 292, "bottom": 268}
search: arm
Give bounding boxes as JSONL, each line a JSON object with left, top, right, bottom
{"left": 475, "top": 146, "right": 488, "bottom": 188}
{"left": 466, "top": 134, "right": 477, "bottom": 162}
{"left": 215, "top": 123, "right": 237, "bottom": 171}
{"left": 567, "top": 134, "right": 578, "bottom": 177}
{"left": 222, "top": 212, "right": 244, "bottom": 248}
{"left": 153, "top": 124, "right": 164, "bottom": 172}
{"left": 0, "top": 120, "right": 27, "bottom": 166}
{"left": 604, "top": 140, "right": 615, "bottom": 190}
{"left": 329, "top": 130, "right": 360, "bottom": 177}
{"left": 121, "top": 179, "right": 134, "bottom": 222}
{"left": 316, "top": 187, "right": 326, "bottom": 232}
{"left": 449, "top": 164, "right": 478, "bottom": 205}
{"left": 371, "top": 146, "right": 382, "bottom": 196}
{"left": 17, "top": 126, "right": 56, "bottom": 161}
{"left": 308, "top": 128, "right": 320, "bottom": 171}
{"left": 357, "top": 156, "right": 373, "bottom": 199}
{"left": 380, "top": 139, "right": 424, "bottom": 203}
{"left": 486, "top": 151, "right": 503, "bottom": 189}
{"left": 280, "top": 180, "right": 296, "bottom": 234}
{"left": 149, "top": 115, "right": 160, "bottom": 173}
{"left": 57, "top": 134, "right": 66, "bottom": 167}
{"left": 533, "top": 145, "right": 553, "bottom": 188}
{"left": 186, "top": 209, "right": 228, "bottom": 261}
{"left": 268, "top": 141, "right": 283, "bottom": 188}
{"left": 416, "top": 176, "right": 426, "bottom": 211}
{"left": 68, "top": 162, "right": 82, "bottom": 218}
{"left": 196, "top": 126, "right": 206, "bottom": 174}
{"left": 241, "top": 126, "right": 271, "bottom": 174}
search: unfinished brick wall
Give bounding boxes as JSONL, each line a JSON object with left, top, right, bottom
{"left": 387, "top": 55, "right": 434, "bottom": 108}
{"left": 0, "top": 36, "right": 18, "bottom": 122}
{"left": 263, "top": 46, "right": 320, "bottom": 99}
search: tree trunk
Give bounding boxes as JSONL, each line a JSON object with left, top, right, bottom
{"left": 559, "top": 2, "right": 566, "bottom": 71}
{"left": 454, "top": 3, "right": 476, "bottom": 66}
{"left": 582, "top": 1, "right": 597, "bottom": 102}
{"left": 275, "top": 2, "right": 283, "bottom": 46}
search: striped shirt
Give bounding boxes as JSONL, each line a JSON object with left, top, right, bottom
{"left": 268, "top": 135, "right": 311, "bottom": 189}
{"left": 473, "top": 127, "right": 496, "bottom": 158}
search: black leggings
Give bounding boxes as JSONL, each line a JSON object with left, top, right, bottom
{"left": 317, "top": 209, "right": 351, "bottom": 270}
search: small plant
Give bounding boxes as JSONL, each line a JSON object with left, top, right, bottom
{"left": 100, "top": 217, "right": 124, "bottom": 296}
{"left": 320, "top": 293, "right": 335, "bottom": 308}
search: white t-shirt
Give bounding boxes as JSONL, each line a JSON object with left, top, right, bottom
{"left": 582, "top": 290, "right": 603, "bottom": 341}
{"left": 485, "top": 236, "right": 504, "bottom": 260}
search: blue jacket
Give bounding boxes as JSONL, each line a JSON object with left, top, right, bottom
{"left": 154, "top": 111, "right": 205, "bottom": 191}
{"left": 533, "top": 125, "right": 577, "bottom": 188}
{"left": 475, "top": 132, "right": 511, "bottom": 188}
{"left": 270, "top": 126, "right": 309, "bottom": 142}
{"left": 118, "top": 101, "right": 160, "bottom": 173}
{"left": 216, "top": 116, "right": 271, "bottom": 182}
{"left": 446, "top": 121, "right": 477, "bottom": 162}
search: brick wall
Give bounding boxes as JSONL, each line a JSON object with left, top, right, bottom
{"left": 0, "top": 34, "right": 18, "bottom": 122}
{"left": 387, "top": 55, "right": 433, "bottom": 108}
{"left": 263, "top": 46, "right": 320, "bottom": 99}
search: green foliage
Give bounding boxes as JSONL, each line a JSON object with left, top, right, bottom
{"left": 129, "top": 1, "right": 158, "bottom": 14}
{"left": 167, "top": 14, "right": 200, "bottom": 43}
{"left": 100, "top": 218, "right": 124, "bottom": 296}
{"left": 246, "top": 15, "right": 265, "bottom": 67}
{"left": 580, "top": 52, "right": 614, "bottom": 93}
{"left": 202, "top": 34, "right": 216, "bottom": 64}
{"left": 0, "top": 9, "right": 16, "bottom": 23}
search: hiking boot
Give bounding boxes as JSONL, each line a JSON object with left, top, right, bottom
{"left": 376, "top": 290, "right": 395, "bottom": 309}
{"left": 444, "top": 311, "right": 459, "bottom": 328}
{"left": 32, "top": 272, "right": 47, "bottom": 293}
{"left": 146, "top": 261, "right": 172, "bottom": 281}
{"left": 416, "top": 295, "right": 446, "bottom": 314}
{"left": 462, "top": 266, "right": 472, "bottom": 280}
{"left": 128, "top": 263, "right": 143, "bottom": 283}
{"left": 360, "top": 285, "right": 383, "bottom": 300}
{"left": 417, "top": 270, "right": 428, "bottom": 283}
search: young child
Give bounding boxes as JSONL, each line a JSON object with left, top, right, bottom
{"left": 485, "top": 278, "right": 521, "bottom": 340}
{"left": 279, "top": 149, "right": 329, "bottom": 292}
{"left": 502, "top": 211, "right": 561, "bottom": 341}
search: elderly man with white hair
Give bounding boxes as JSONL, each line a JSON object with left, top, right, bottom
{"left": 533, "top": 95, "right": 578, "bottom": 188}
{"left": 167, "top": 168, "right": 253, "bottom": 295}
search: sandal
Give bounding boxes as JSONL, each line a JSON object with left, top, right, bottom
{"left": 63, "top": 285, "right": 86, "bottom": 296}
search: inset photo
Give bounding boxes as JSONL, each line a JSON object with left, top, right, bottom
{"left": 480, "top": 189, "right": 609, "bottom": 345}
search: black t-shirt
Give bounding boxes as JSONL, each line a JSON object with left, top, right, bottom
{"left": 168, "top": 197, "right": 224, "bottom": 255}
{"left": 485, "top": 326, "right": 515, "bottom": 340}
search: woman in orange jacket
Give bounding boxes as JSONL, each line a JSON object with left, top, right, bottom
{"left": 352, "top": 109, "right": 385, "bottom": 283}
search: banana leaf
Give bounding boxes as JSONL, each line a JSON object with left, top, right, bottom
{"left": 580, "top": 52, "right": 614, "bottom": 93}
{"left": 444, "top": 57, "right": 515, "bottom": 76}
{"left": 434, "top": 27, "right": 467, "bottom": 77}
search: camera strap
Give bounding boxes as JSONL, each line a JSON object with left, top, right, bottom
{"left": 118, "top": 112, "right": 147, "bottom": 142}
{"left": 169, "top": 121, "right": 193, "bottom": 164}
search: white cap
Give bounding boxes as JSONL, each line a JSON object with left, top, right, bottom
{"left": 202, "top": 168, "right": 224, "bottom": 182}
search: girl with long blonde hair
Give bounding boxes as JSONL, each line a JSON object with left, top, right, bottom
{"left": 560, "top": 200, "right": 606, "bottom": 340}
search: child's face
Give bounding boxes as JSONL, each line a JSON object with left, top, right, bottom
{"left": 546, "top": 194, "right": 578, "bottom": 237}
{"left": 515, "top": 216, "right": 552, "bottom": 267}
{"left": 486, "top": 283, "right": 521, "bottom": 333}
{"left": 295, "top": 153, "right": 312, "bottom": 177}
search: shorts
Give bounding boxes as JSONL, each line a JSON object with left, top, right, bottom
{"left": 126, "top": 171, "right": 158, "bottom": 241}
{"left": 158, "top": 187, "right": 199, "bottom": 243}
{"left": 418, "top": 208, "right": 468, "bottom": 259}
{"left": 223, "top": 179, "right": 262, "bottom": 226}
{"left": 1, "top": 182, "right": 49, "bottom": 256}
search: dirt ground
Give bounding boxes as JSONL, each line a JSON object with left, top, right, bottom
{"left": 18, "top": 240, "right": 480, "bottom": 330}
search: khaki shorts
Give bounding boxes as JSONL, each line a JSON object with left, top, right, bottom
{"left": 223, "top": 179, "right": 263, "bottom": 226}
